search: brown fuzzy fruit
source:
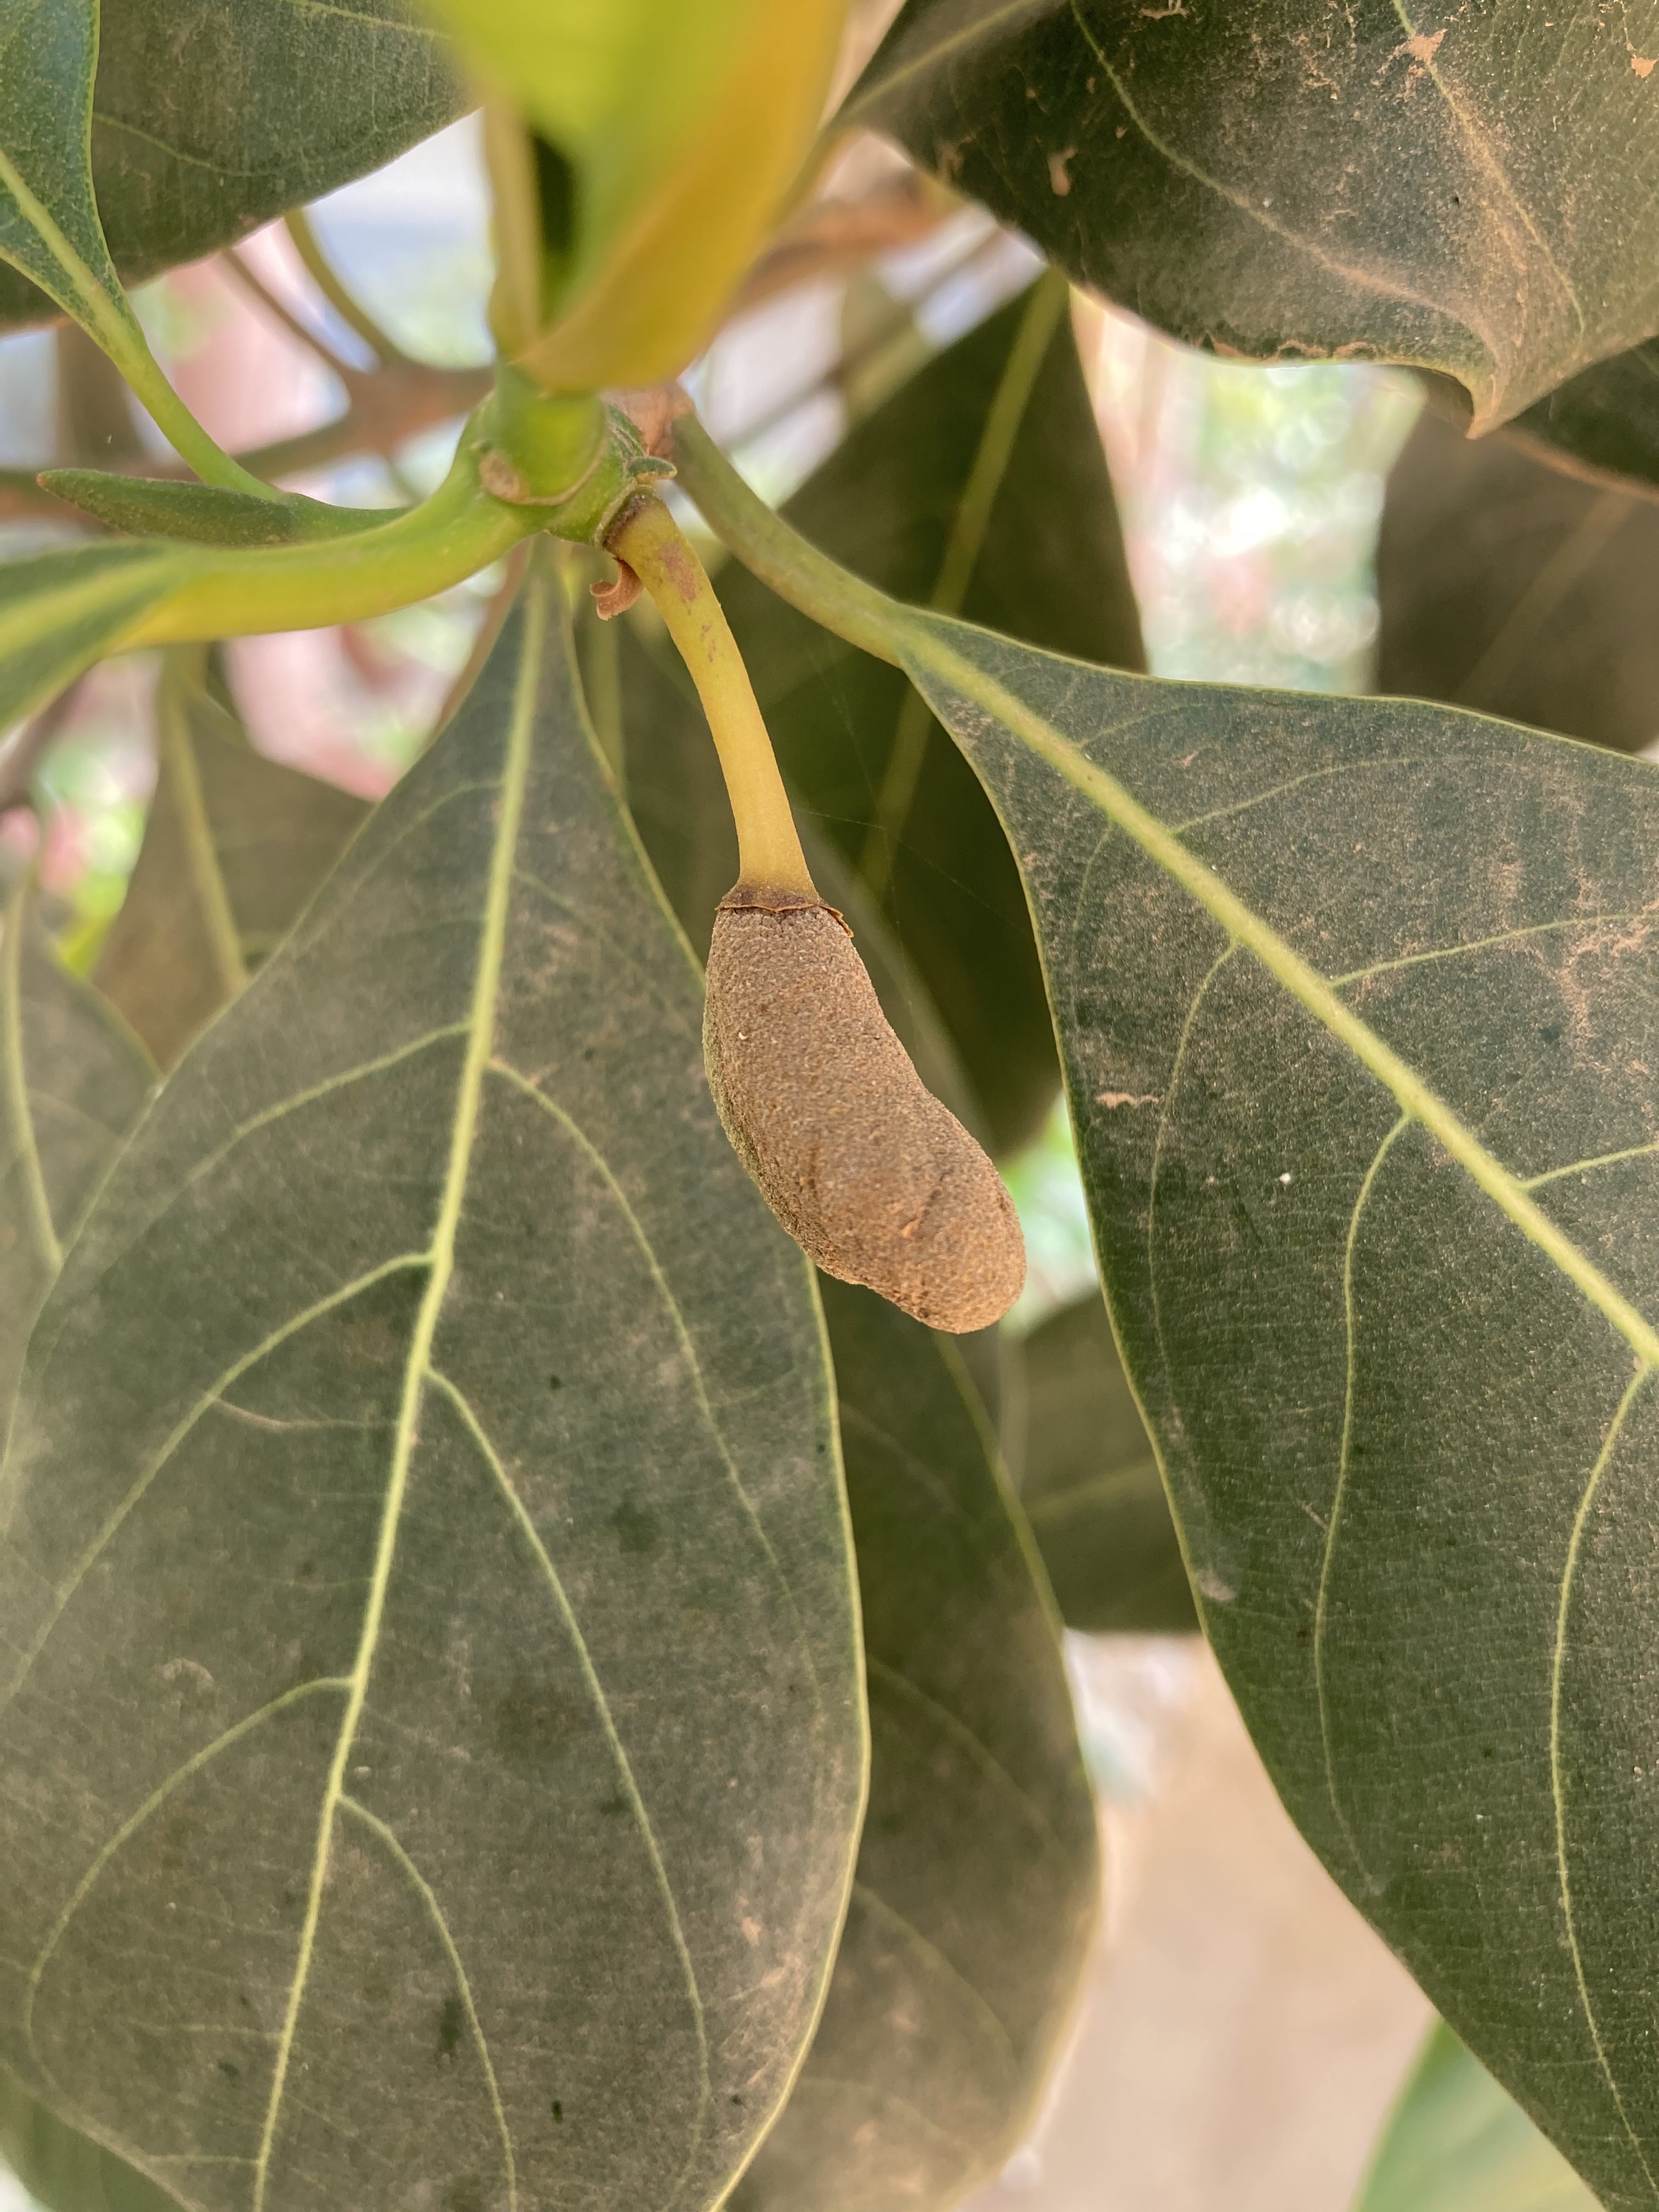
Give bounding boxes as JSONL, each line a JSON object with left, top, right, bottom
{"left": 703, "top": 889, "right": 1026, "bottom": 1332}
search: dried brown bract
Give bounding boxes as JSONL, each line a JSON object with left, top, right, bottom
{"left": 703, "top": 887, "right": 1026, "bottom": 1332}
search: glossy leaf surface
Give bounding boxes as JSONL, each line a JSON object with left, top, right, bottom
{"left": 737, "top": 1278, "right": 1097, "bottom": 2212}
{"left": 0, "top": 0, "right": 461, "bottom": 334}
{"left": 1378, "top": 405, "right": 1659, "bottom": 754}
{"left": 0, "top": 574, "right": 864, "bottom": 2212}
{"left": 887, "top": 605, "right": 1659, "bottom": 2207}
{"left": 1357, "top": 2022, "right": 1598, "bottom": 2212}
{"left": 661, "top": 280, "right": 1143, "bottom": 1153}
{"left": 0, "top": 896, "right": 166, "bottom": 2212}
{"left": 422, "top": 0, "right": 845, "bottom": 386}
{"left": 0, "top": 882, "right": 151, "bottom": 1413}
{"left": 1016, "top": 1293, "right": 1194, "bottom": 1635}
{"left": 847, "top": 0, "right": 1659, "bottom": 427}
{"left": 94, "top": 670, "right": 369, "bottom": 1068}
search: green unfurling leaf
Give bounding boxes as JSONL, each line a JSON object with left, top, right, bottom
{"left": 847, "top": 0, "right": 1659, "bottom": 429}
{"left": 1377, "top": 404, "right": 1659, "bottom": 754}
{"left": 0, "top": 0, "right": 461, "bottom": 335}
{"left": 1356, "top": 2021, "right": 1598, "bottom": 2212}
{"left": 885, "top": 603, "right": 1659, "bottom": 2208}
{"left": 0, "top": 0, "right": 132, "bottom": 342}
{"left": 1015, "top": 1293, "right": 1195, "bottom": 1635}
{"left": 0, "top": 569, "right": 864, "bottom": 2212}
{"left": 736, "top": 1278, "right": 1097, "bottom": 2212}
{"left": 93, "top": 665, "right": 369, "bottom": 1068}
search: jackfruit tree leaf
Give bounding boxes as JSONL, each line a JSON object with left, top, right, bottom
{"left": 883, "top": 602, "right": 1659, "bottom": 2209}
{"left": 1509, "top": 342, "right": 1659, "bottom": 497}
{"left": 1, "top": 2064, "right": 179, "bottom": 2212}
{"left": 0, "top": 880, "right": 151, "bottom": 1416}
{"left": 653, "top": 276, "right": 1144, "bottom": 1153}
{"left": 94, "top": 670, "right": 369, "bottom": 1069}
{"left": 736, "top": 1278, "right": 1098, "bottom": 2212}
{"left": 1015, "top": 1293, "right": 1195, "bottom": 1635}
{"left": 0, "top": 903, "right": 173, "bottom": 2209}
{"left": 1356, "top": 2021, "right": 1598, "bottom": 2212}
{"left": 0, "top": 895, "right": 165, "bottom": 2212}
{"left": 0, "top": 544, "right": 198, "bottom": 736}
{"left": 844, "top": 0, "right": 1659, "bottom": 429}
{"left": 1377, "top": 404, "right": 1659, "bottom": 754}
{"left": 0, "top": 0, "right": 132, "bottom": 342}
{"left": 0, "top": 0, "right": 462, "bottom": 334}
{"left": 0, "top": 570, "right": 864, "bottom": 2212}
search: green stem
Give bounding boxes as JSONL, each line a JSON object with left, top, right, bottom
{"left": 673, "top": 412, "right": 901, "bottom": 666}
{"left": 95, "top": 315, "right": 280, "bottom": 500}
{"left": 122, "top": 437, "right": 541, "bottom": 649}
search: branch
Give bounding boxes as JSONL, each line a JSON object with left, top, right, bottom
{"left": 285, "top": 207, "right": 411, "bottom": 368}
{"left": 224, "top": 248, "right": 360, "bottom": 381}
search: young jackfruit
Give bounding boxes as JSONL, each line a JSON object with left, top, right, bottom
{"left": 703, "top": 887, "right": 1025, "bottom": 1334}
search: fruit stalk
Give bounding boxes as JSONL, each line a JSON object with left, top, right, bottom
{"left": 605, "top": 493, "right": 816, "bottom": 899}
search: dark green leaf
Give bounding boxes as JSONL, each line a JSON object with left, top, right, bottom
{"left": 1356, "top": 2022, "right": 1598, "bottom": 2212}
{"left": 1377, "top": 405, "right": 1659, "bottom": 753}
{"left": 1016, "top": 1293, "right": 1195, "bottom": 1634}
{"left": 0, "top": 0, "right": 133, "bottom": 343}
{"left": 847, "top": 0, "right": 1659, "bottom": 427}
{"left": 0, "top": 0, "right": 462, "bottom": 334}
{"left": 0, "top": 895, "right": 164, "bottom": 2212}
{"left": 1, "top": 2064, "right": 180, "bottom": 2212}
{"left": 93, "top": 666, "right": 369, "bottom": 1068}
{"left": 878, "top": 601, "right": 1659, "bottom": 2208}
{"left": 38, "top": 474, "right": 394, "bottom": 548}
{"left": 0, "top": 879, "right": 151, "bottom": 1412}
{"left": 652, "top": 276, "right": 1143, "bottom": 1153}
{"left": 0, "top": 544, "right": 196, "bottom": 734}
{"left": 737, "top": 1278, "right": 1097, "bottom": 2212}
{"left": 1509, "top": 343, "right": 1659, "bottom": 498}
{"left": 0, "top": 569, "right": 864, "bottom": 2212}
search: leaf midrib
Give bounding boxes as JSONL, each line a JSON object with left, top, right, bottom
{"left": 903, "top": 616, "right": 1659, "bottom": 1374}
{"left": 251, "top": 592, "right": 543, "bottom": 2212}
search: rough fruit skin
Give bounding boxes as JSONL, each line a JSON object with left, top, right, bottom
{"left": 703, "top": 894, "right": 1025, "bottom": 1333}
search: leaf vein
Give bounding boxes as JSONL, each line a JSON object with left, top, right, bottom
{"left": 337, "top": 1795, "right": 517, "bottom": 2212}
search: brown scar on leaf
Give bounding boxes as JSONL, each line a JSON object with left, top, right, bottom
{"left": 1633, "top": 52, "right": 1656, "bottom": 75}
{"left": 1048, "top": 147, "right": 1076, "bottom": 195}
{"left": 1097, "top": 1091, "right": 1160, "bottom": 1108}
